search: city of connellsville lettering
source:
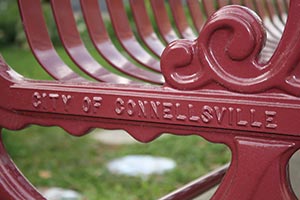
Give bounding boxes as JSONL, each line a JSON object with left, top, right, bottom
{"left": 114, "top": 97, "right": 277, "bottom": 129}
{"left": 32, "top": 92, "right": 277, "bottom": 130}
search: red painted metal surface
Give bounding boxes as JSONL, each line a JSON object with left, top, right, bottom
{"left": 169, "top": 0, "right": 196, "bottom": 39}
{"left": 150, "top": 0, "right": 179, "bottom": 43}
{"left": 0, "top": 0, "right": 298, "bottom": 199}
{"left": 129, "top": 0, "right": 165, "bottom": 57}
{"left": 80, "top": 0, "right": 164, "bottom": 84}
{"left": 18, "top": 0, "right": 85, "bottom": 82}
{"left": 50, "top": 0, "right": 133, "bottom": 83}
{"left": 106, "top": 0, "right": 161, "bottom": 72}
{"left": 186, "top": 0, "right": 204, "bottom": 32}
{"left": 159, "top": 164, "right": 229, "bottom": 200}
{"left": 0, "top": 131, "right": 45, "bottom": 199}
{"left": 202, "top": 0, "right": 217, "bottom": 17}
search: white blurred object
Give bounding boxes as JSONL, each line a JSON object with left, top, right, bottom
{"left": 39, "top": 187, "right": 83, "bottom": 200}
{"left": 107, "top": 155, "right": 176, "bottom": 178}
{"left": 92, "top": 129, "right": 138, "bottom": 145}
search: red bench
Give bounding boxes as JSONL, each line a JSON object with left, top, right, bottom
{"left": 0, "top": 0, "right": 297, "bottom": 199}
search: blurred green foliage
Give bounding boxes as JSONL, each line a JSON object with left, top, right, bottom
{"left": 0, "top": 0, "right": 62, "bottom": 47}
{"left": 0, "top": 0, "right": 163, "bottom": 48}
{"left": 0, "top": 1, "right": 19, "bottom": 45}
{"left": 3, "top": 127, "right": 230, "bottom": 200}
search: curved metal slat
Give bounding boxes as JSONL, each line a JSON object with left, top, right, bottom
{"left": 243, "top": 0, "right": 280, "bottom": 52}
{"left": 261, "top": 0, "right": 285, "bottom": 60}
{"left": 231, "top": 0, "right": 281, "bottom": 43}
{"left": 202, "top": 0, "right": 218, "bottom": 18}
{"left": 129, "top": 0, "right": 165, "bottom": 57}
{"left": 257, "top": 0, "right": 284, "bottom": 57}
{"left": 241, "top": 0, "right": 255, "bottom": 9}
{"left": 274, "top": 0, "right": 289, "bottom": 23}
{"left": 150, "top": 0, "right": 179, "bottom": 43}
{"left": 217, "top": 0, "right": 230, "bottom": 8}
{"left": 18, "top": 0, "right": 85, "bottom": 82}
{"left": 50, "top": 0, "right": 133, "bottom": 84}
{"left": 169, "top": 0, "right": 197, "bottom": 39}
{"left": 228, "top": 0, "right": 242, "bottom": 5}
{"left": 264, "top": 0, "right": 285, "bottom": 33}
{"left": 105, "top": 0, "right": 161, "bottom": 72}
{"left": 187, "top": 0, "right": 205, "bottom": 32}
{"left": 80, "top": 0, "right": 164, "bottom": 84}
{"left": 241, "top": 0, "right": 281, "bottom": 60}
{"left": 0, "top": 131, "right": 45, "bottom": 200}
{"left": 252, "top": 0, "right": 283, "bottom": 40}
{"left": 159, "top": 164, "right": 229, "bottom": 200}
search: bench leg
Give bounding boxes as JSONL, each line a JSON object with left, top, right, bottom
{"left": 0, "top": 129, "right": 45, "bottom": 200}
{"left": 211, "top": 135, "right": 299, "bottom": 200}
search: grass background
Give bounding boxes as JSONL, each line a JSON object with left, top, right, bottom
{"left": 2, "top": 126, "right": 230, "bottom": 200}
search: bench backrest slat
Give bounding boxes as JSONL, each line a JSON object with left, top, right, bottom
{"left": 186, "top": 0, "right": 205, "bottom": 32}
{"left": 18, "top": 0, "right": 85, "bottom": 81}
{"left": 150, "top": 0, "right": 179, "bottom": 43}
{"left": 169, "top": 0, "right": 197, "bottom": 39}
{"left": 202, "top": 0, "right": 218, "bottom": 18}
{"left": 106, "top": 0, "right": 161, "bottom": 72}
{"left": 80, "top": 0, "right": 164, "bottom": 84}
{"left": 50, "top": 0, "right": 133, "bottom": 83}
{"left": 129, "top": 0, "right": 165, "bottom": 57}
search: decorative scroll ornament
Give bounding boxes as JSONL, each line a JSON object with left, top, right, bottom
{"left": 161, "top": 4, "right": 300, "bottom": 96}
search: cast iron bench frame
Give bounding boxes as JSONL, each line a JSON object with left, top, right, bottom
{"left": 0, "top": 0, "right": 298, "bottom": 199}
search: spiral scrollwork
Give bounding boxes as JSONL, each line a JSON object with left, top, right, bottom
{"left": 161, "top": 3, "right": 300, "bottom": 95}
{"left": 198, "top": 5, "right": 269, "bottom": 91}
{"left": 161, "top": 5, "right": 268, "bottom": 92}
{"left": 161, "top": 39, "right": 211, "bottom": 90}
